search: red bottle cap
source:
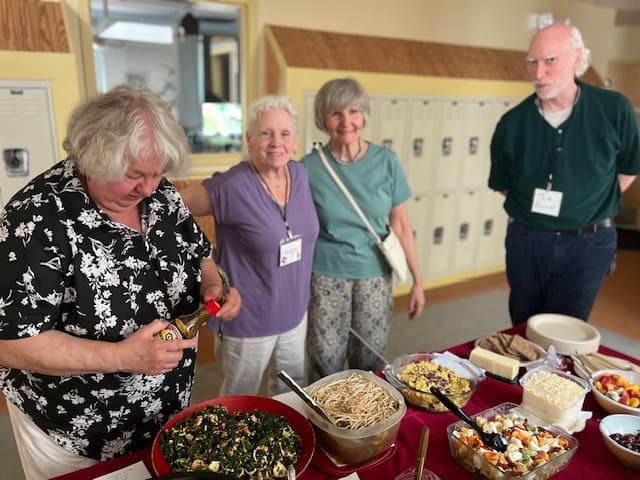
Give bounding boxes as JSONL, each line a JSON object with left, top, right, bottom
{"left": 203, "top": 299, "right": 222, "bottom": 316}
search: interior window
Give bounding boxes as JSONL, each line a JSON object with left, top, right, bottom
{"left": 90, "top": 0, "right": 242, "bottom": 154}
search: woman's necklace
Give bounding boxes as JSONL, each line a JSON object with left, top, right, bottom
{"left": 249, "top": 161, "right": 290, "bottom": 206}
{"left": 249, "top": 161, "right": 294, "bottom": 239}
{"left": 329, "top": 138, "right": 362, "bottom": 165}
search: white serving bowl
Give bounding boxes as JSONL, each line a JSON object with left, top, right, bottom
{"left": 590, "top": 369, "right": 640, "bottom": 416}
{"left": 599, "top": 414, "right": 640, "bottom": 471}
{"left": 526, "top": 313, "right": 600, "bottom": 355}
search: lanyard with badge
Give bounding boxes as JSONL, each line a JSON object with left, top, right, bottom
{"left": 530, "top": 88, "right": 581, "bottom": 217}
{"left": 251, "top": 162, "right": 302, "bottom": 267}
{"left": 531, "top": 173, "right": 563, "bottom": 217}
{"left": 530, "top": 105, "right": 567, "bottom": 216}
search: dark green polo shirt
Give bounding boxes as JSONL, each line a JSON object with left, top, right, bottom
{"left": 489, "top": 81, "right": 640, "bottom": 230}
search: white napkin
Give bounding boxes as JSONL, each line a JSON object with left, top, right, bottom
{"left": 433, "top": 350, "right": 487, "bottom": 380}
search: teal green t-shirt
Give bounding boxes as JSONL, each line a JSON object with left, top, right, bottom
{"left": 301, "top": 143, "right": 411, "bottom": 278}
{"left": 489, "top": 80, "right": 640, "bottom": 230}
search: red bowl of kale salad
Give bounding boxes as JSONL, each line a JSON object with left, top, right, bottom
{"left": 152, "top": 395, "right": 315, "bottom": 479}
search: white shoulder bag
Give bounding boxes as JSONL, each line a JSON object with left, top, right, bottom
{"left": 314, "top": 143, "right": 409, "bottom": 283}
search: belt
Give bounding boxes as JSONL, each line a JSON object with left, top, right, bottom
{"left": 551, "top": 217, "right": 614, "bottom": 235}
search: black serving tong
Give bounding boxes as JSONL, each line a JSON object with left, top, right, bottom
{"left": 430, "top": 386, "right": 508, "bottom": 453}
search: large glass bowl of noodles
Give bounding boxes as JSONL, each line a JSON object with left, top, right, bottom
{"left": 383, "top": 352, "right": 484, "bottom": 411}
{"left": 302, "top": 369, "right": 406, "bottom": 465}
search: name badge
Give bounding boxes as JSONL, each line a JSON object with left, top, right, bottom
{"left": 531, "top": 188, "right": 563, "bottom": 217}
{"left": 279, "top": 236, "right": 302, "bottom": 267}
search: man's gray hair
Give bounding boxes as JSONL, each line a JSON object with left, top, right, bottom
{"left": 571, "top": 26, "right": 591, "bottom": 78}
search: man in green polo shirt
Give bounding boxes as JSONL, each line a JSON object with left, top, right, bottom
{"left": 489, "top": 23, "right": 640, "bottom": 325}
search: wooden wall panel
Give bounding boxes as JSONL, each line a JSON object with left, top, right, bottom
{"left": 0, "top": 0, "right": 69, "bottom": 53}
{"left": 267, "top": 25, "right": 603, "bottom": 86}
{"left": 173, "top": 178, "right": 218, "bottom": 364}
{"left": 172, "top": 179, "right": 217, "bottom": 246}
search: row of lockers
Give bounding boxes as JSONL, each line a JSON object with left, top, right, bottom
{"left": 304, "top": 93, "right": 519, "bottom": 192}
{"left": 303, "top": 92, "right": 519, "bottom": 284}
{"left": 407, "top": 187, "right": 507, "bottom": 282}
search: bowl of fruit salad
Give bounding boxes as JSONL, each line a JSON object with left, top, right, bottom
{"left": 599, "top": 414, "right": 640, "bottom": 471}
{"left": 590, "top": 369, "right": 640, "bottom": 416}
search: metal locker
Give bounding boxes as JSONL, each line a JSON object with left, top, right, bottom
{"left": 424, "top": 190, "right": 457, "bottom": 279}
{"left": 452, "top": 188, "right": 481, "bottom": 272}
{"left": 0, "top": 80, "right": 59, "bottom": 207}
{"left": 406, "top": 98, "right": 441, "bottom": 193}
{"left": 371, "top": 95, "right": 409, "bottom": 164}
{"left": 475, "top": 189, "right": 508, "bottom": 268}
{"left": 405, "top": 192, "right": 430, "bottom": 284}
{"left": 460, "top": 100, "right": 494, "bottom": 188}
{"left": 432, "top": 99, "right": 465, "bottom": 190}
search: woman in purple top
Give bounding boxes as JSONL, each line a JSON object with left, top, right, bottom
{"left": 182, "top": 96, "right": 319, "bottom": 395}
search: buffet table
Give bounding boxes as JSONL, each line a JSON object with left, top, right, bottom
{"left": 52, "top": 323, "right": 639, "bottom": 480}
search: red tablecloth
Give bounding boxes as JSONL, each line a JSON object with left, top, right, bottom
{"left": 52, "top": 324, "right": 639, "bottom": 480}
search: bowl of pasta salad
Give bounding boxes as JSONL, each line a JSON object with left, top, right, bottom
{"left": 302, "top": 369, "right": 406, "bottom": 464}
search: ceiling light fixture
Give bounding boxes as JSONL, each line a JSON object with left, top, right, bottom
{"left": 98, "top": 21, "right": 175, "bottom": 44}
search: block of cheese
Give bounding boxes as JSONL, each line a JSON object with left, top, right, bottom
{"left": 470, "top": 347, "right": 520, "bottom": 380}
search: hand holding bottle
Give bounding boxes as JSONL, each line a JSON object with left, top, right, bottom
{"left": 119, "top": 319, "right": 197, "bottom": 375}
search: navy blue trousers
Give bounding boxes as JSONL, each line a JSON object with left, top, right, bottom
{"left": 505, "top": 220, "right": 617, "bottom": 325}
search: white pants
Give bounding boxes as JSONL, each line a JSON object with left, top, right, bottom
{"left": 7, "top": 401, "right": 98, "bottom": 480}
{"left": 217, "top": 313, "right": 307, "bottom": 396}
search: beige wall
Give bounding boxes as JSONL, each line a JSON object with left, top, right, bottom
{"left": 254, "top": 0, "right": 640, "bottom": 95}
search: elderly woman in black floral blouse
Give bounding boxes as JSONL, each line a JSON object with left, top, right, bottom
{"left": 0, "top": 84, "right": 241, "bottom": 480}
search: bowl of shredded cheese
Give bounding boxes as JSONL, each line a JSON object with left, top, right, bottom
{"left": 383, "top": 352, "right": 484, "bottom": 411}
{"left": 303, "top": 369, "right": 406, "bottom": 465}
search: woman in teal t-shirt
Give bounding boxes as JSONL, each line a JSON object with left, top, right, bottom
{"left": 301, "top": 78, "right": 425, "bottom": 382}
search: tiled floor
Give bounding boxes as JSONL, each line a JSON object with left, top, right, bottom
{"left": 1, "top": 248, "right": 639, "bottom": 479}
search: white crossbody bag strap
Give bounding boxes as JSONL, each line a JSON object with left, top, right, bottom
{"left": 314, "top": 143, "right": 383, "bottom": 246}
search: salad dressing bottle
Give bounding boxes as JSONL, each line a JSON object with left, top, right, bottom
{"left": 155, "top": 299, "right": 222, "bottom": 340}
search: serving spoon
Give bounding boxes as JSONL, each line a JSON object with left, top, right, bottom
{"left": 430, "top": 387, "right": 508, "bottom": 452}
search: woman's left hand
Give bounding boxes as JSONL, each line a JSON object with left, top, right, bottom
{"left": 408, "top": 283, "right": 425, "bottom": 320}
{"left": 214, "top": 287, "right": 242, "bottom": 322}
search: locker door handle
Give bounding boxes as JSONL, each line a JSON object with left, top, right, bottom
{"left": 413, "top": 138, "right": 424, "bottom": 157}
{"left": 459, "top": 223, "right": 469, "bottom": 240}
{"left": 433, "top": 226, "right": 444, "bottom": 244}
{"left": 468, "top": 136, "right": 479, "bottom": 155}
{"left": 483, "top": 219, "right": 493, "bottom": 236}
{"left": 441, "top": 137, "right": 452, "bottom": 156}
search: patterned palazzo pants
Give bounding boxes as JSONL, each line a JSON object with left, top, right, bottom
{"left": 307, "top": 273, "right": 393, "bottom": 383}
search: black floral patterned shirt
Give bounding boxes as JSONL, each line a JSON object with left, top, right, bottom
{"left": 0, "top": 159, "right": 213, "bottom": 461}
